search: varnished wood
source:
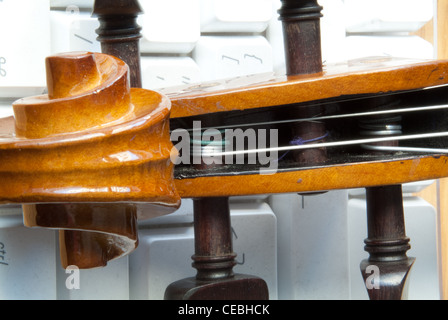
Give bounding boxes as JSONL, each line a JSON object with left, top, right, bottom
{"left": 93, "top": 0, "right": 143, "bottom": 88}
{"left": 164, "top": 198, "right": 269, "bottom": 300}
{"left": 0, "top": 0, "right": 446, "bottom": 295}
{"left": 23, "top": 203, "right": 139, "bottom": 269}
{"left": 279, "top": 0, "right": 326, "bottom": 165}
{"left": 438, "top": 0, "right": 448, "bottom": 60}
{"left": 361, "top": 185, "right": 415, "bottom": 300}
{"left": 279, "top": 0, "right": 323, "bottom": 75}
{"left": 174, "top": 155, "right": 448, "bottom": 198}
{"left": 0, "top": 52, "right": 179, "bottom": 209}
{"left": 164, "top": 58, "right": 448, "bottom": 119}
{"left": 0, "top": 52, "right": 180, "bottom": 269}
{"left": 15, "top": 52, "right": 131, "bottom": 138}
{"left": 166, "top": 57, "right": 448, "bottom": 198}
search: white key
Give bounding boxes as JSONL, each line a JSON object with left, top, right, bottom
{"left": 0, "top": 205, "right": 57, "bottom": 300}
{"left": 230, "top": 201, "right": 278, "bottom": 299}
{"left": 0, "top": 0, "right": 50, "bottom": 98}
{"left": 50, "top": 0, "right": 93, "bottom": 9}
{"left": 56, "top": 252, "right": 130, "bottom": 300}
{"left": 138, "top": 0, "right": 200, "bottom": 54}
{"left": 50, "top": 10, "right": 101, "bottom": 55}
{"left": 269, "top": 191, "right": 350, "bottom": 300}
{"left": 265, "top": 0, "right": 285, "bottom": 74}
{"left": 137, "top": 199, "right": 194, "bottom": 228}
{"left": 320, "top": 0, "right": 347, "bottom": 64}
{"left": 200, "top": 0, "right": 272, "bottom": 33}
{"left": 141, "top": 57, "right": 200, "bottom": 90}
{"left": 344, "top": 35, "right": 434, "bottom": 60}
{"left": 129, "top": 201, "right": 277, "bottom": 300}
{"left": 344, "top": 0, "right": 433, "bottom": 33}
{"left": 267, "top": 0, "right": 347, "bottom": 74}
{"left": 193, "top": 36, "right": 273, "bottom": 81}
{"left": 129, "top": 226, "right": 194, "bottom": 300}
{"left": 348, "top": 190, "right": 440, "bottom": 300}
{"left": 0, "top": 99, "right": 14, "bottom": 118}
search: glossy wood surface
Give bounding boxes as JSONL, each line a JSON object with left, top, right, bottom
{"left": 174, "top": 155, "right": 448, "bottom": 197}
{"left": 164, "top": 57, "right": 448, "bottom": 198}
{"left": 1, "top": 55, "right": 447, "bottom": 201}
{"left": 0, "top": 52, "right": 180, "bottom": 269}
{"left": 361, "top": 185, "right": 415, "bottom": 300}
{"left": 0, "top": 52, "right": 180, "bottom": 212}
{"left": 164, "top": 57, "right": 448, "bottom": 118}
{"left": 93, "top": 0, "right": 143, "bottom": 88}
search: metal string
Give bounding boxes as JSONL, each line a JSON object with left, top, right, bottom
{"left": 200, "top": 131, "right": 448, "bottom": 157}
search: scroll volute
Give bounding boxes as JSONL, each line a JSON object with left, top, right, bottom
{"left": 1, "top": 52, "right": 180, "bottom": 268}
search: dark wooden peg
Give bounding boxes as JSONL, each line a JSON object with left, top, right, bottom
{"left": 92, "top": 0, "right": 144, "bottom": 88}
{"left": 279, "top": 0, "right": 326, "bottom": 165}
{"left": 360, "top": 185, "right": 415, "bottom": 300}
{"left": 164, "top": 197, "right": 269, "bottom": 300}
{"left": 278, "top": 0, "right": 324, "bottom": 76}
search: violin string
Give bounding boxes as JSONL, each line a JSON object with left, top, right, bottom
{"left": 200, "top": 131, "right": 448, "bottom": 157}
{"left": 179, "top": 103, "right": 448, "bottom": 132}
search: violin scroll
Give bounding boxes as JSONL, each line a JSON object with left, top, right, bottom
{"left": 1, "top": 52, "right": 180, "bottom": 268}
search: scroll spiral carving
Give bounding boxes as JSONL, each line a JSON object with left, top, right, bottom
{"left": 0, "top": 52, "right": 180, "bottom": 268}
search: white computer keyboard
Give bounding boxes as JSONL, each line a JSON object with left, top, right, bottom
{"left": 0, "top": 0, "right": 441, "bottom": 300}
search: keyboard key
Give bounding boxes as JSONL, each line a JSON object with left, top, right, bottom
{"left": 320, "top": 0, "right": 347, "bottom": 64}
{"left": 129, "top": 201, "right": 277, "bottom": 299}
{"left": 0, "top": 0, "right": 50, "bottom": 98}
{"left": 50, "top": 0, "right": 93, "bottom": 9}
{"left": 56, "top": 251, "right": 130, "bottom": 300}
{"left": 141, "top": 56, "right": 200, "bottom": 89}
{"left": 269, "top": 191, "right": 350, "bottom": 300}
{"left": 0, "top": 99, "right": 14, "bottom": 118}
{"left": 193, "top": 35, "right": 273, "bottom": 81}
{"left": 345, "top": 35, "right": 434, "bottom": 60}
{"left": 230, "top": 201, "right": 278, "bottom": 299}
{"left": 50, "top": 10, "right": 101, "bottom": 54}
{"left": 344, "top": 0, "right": 433, "bottom": 33}
{"left": 265, "top": 0, "right": 286, "bottom": 74}
{"left": 129, "top": 226, "right": 194, "bottom": 300}
{"left": 200, "top": 0, "right": 272, "bottom": 33}
{"left": 0, "top": 205, "right": 57, "bottom": 300}
{"left": 267, "top": 0, "right": 347, "bottom": 74}
{"left": 348, "top": 191, "right": 440, "bottom": 300}
{"left": 138, "top": 0, "right": 200, "bottom": 54}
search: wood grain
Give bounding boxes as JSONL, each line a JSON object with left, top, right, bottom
{"left": 0, "top": 52, "right": 180, "bottom": 211}
{"left": 175, "top": 155, "right": 448, "bottom": 198}
{"left": 165, "top": 57, "right": 448, "bottom": 119}
{"left": 0, "top": 52, "right": 180, "bottom": 269}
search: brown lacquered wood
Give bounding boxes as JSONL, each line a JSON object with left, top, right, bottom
{"left": 0, "top": 52, "right": 180, "bottom": 209}
{"left": 164, "top": 58, "right": 448, "bottom": 118}
{"left": 23, "top": 203, "right": 139, "bottom": 269}
{"left": 361, "top": 185, "right": 415, "bottom": 300}
{"left": 0, "top": 52, "right": 180, "bottom": 269}
{"left": 174, "top": 155, "right": 448, "bottom": 198}
{"left": 93, "top": 0, "right": 143, "bottom": 88}
{"left": 279, "top": 0, "right": 323, "bottom": 76}
{"left": 278, "top": 0, "right": 327, "bottom": 166}
{"left": 164, "top": 197, "right": 269, "bottom": 300}
{"left": 165, "top": 57, "right": 448, "bottom": 198}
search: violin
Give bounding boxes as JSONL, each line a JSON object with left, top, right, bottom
{"left": 1, "top": 0, "right": 447, "bottom": 299}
